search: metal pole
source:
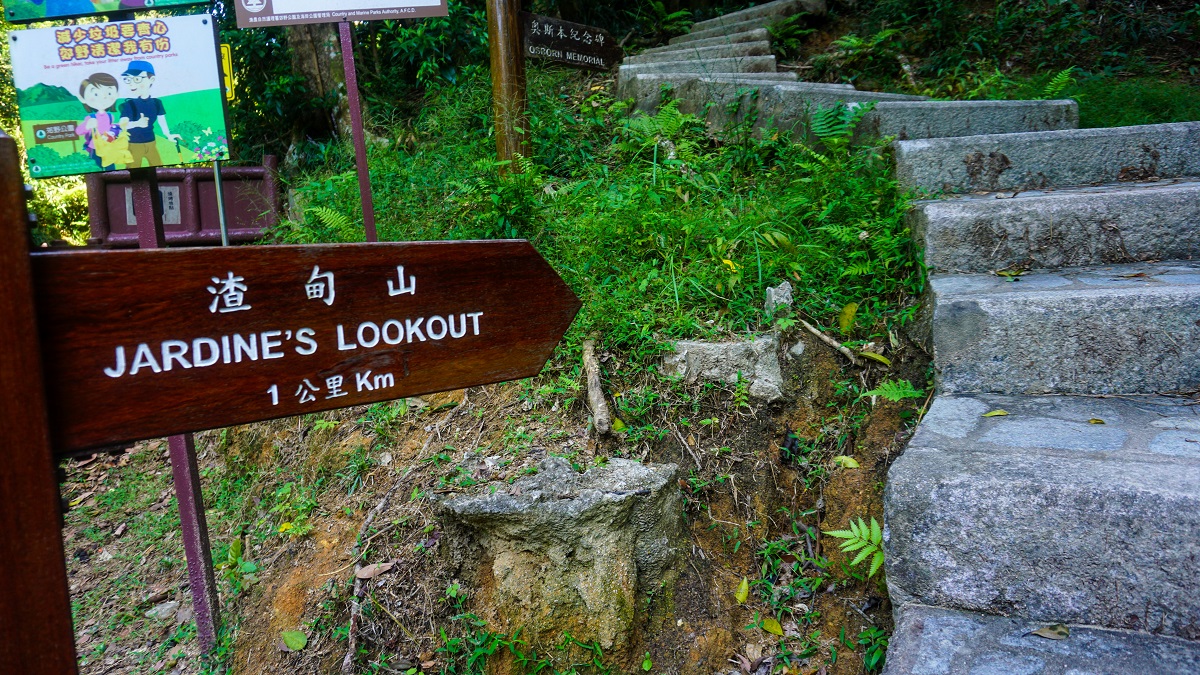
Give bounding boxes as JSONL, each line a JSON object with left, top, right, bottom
{"left": 213, "top": 160, "right": 229, "bottom": 246}
{"left": 338, "top": 20, "right": 377, "bottom": 242}
{"left": 0, "top": 133, "right": 78, "bottom": 675}
{"left": 487, "top": 0, "right": 529, "bottom": 172}
{"left": 130, "top": 167, "right": 221, "bottom": 652}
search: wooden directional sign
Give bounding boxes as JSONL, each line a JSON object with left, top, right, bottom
{"left": 32, "top": 241, "right": 580, "bottom": 453}
{"left": 522, "top": 12, "right": 620, "bottom": 71}
{"left": 234, "top": 0, "right": 448, "bottom": 28}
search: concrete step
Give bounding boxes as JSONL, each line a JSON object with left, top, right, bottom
{"left": 927, "top": 262, "right": 1200, "bottom": 395}
{"left": 638, "top": 28, "right": 771, "bottom": 55}
{"left": 616, "top": 55, "right": 777, "bottom": 80}
{"left": 634, "top": 78, "right": 921, "bottom": 125}
{"left": 884, "top": 604, "right": 1200, "bottom": 674}
{"left": 914, "top": 179, "right": 1200, "bottom": 273}
{"left": 858, "top": 98, "right": 1077, "bottom": 142}
{"left": 885, "top": 394, "right": 1200, "bottom": 642}
{"left": 692, "top": 0, "right": 826, "bottom": 32}
{"left": 622, "top": 75, "right": 850, "bottom": 113}
{"left": 617, "top": 72, "right": 804, "bottom": 107}
{"left": 669, "top": 17, "right": 775, "bottom": 44}
{"left": 894, "top": 121, "right": 1200, "bottom": 193}
{"left": 624, "top": 41, "right": 772, "bottom": 65}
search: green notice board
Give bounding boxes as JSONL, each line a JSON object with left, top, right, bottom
{"left": 5, "top": 0, "right": 204, "bottom": 23}
{"left": 9, "top": 13, "right": 229, "bottom": 178}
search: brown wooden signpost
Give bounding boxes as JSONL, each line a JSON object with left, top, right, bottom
{"left": 0, "top": 131, "right": 581, "bottom": 672}
{"left": 486, "top": 3, "right": 618, "bottom": 170}
{"left": 521, "top": 12, "right": 621, "bottom": 71}
{"left": 37, "top": 241, "right": 581, "bottom": 452}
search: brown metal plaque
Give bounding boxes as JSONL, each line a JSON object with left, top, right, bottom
{"left": 233, "top": 0, "right": 448, "bottom": 28}
{"left": 521, "top": 12, "right": 621, "bottom": 71}
{"left": 32, "top": 240, "right": 580, "bottom": 453}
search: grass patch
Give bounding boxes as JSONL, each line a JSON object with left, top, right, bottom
{"left": 277, "top": 66, "right": 923, "bottom": 362}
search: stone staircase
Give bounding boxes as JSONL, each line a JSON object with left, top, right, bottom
{"left": 618, "top": 0, "right": 1079, "bottom": 142}
{"left": 884, "top": 122, "right": 1200, "bottom": 672}
{"left": 619, "top": 3, "right": 1200, "bottom": 671}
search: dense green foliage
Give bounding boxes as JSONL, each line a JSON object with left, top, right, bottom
{"left": 844, "top": 0, "right": 1199, "bottom": 81}
{"left": 275, "top": 68, "right": 922, "bottom": 358}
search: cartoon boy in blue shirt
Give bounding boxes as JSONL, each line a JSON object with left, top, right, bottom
{"left": 118, "top": 61, "right": 182, "bottom": 167}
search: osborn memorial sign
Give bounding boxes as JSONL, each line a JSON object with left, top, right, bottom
{"left": 521, "top": 12, "right": 620, "bottom": 71}
{"left": 33, "top": 240, "right": 581, "bottom": 453}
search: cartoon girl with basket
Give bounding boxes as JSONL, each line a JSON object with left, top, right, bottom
{"left": 75, "top": 72, "right": 133, "bottom": 170}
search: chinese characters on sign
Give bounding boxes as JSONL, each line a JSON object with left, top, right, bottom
{"left": 233, "top": 0, "right": 449, "bottom": 28}
{"left": 32, "top": 241, "right": 580, "bottom": 452}
{"left": 522, "top": 12, "right": 621, "bottom": 71}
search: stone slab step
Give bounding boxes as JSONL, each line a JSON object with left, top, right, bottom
{"left": 885, "top": 394, "right": 1200, "bottom": 641}
{"left": 894, "top": 121, "right": 1200, "bottom": 193}
{"left": 635, "top": 78, "right": 921, "bottom": 124}
{"left": 928, "top": 261, "right": 1200, "bottom": 395}
{"left": 638, "top": 28, "right": 772, "bottom": 55}
{"left": 616, "top": 72, "right": 802, "bottom": 103}
{"left": 858, "top": 98, "right": 1078, "bottom": 142}
{"left": 624, "top": 41, "right": 772, "bottom": 65}
{"left": 669, "top": 17, "right": 775, "bottom": 44}
{"left": 914, "top": 179, "right": 1200, "bottom": 273}
{"left": 616, "top": 55, "right": 777, "bottom": 79}
{"left": 884, "top": 604, "right": 1200, "bottom": 674}
{"left": 692, "top": 0, "right": 826, "bottom": 32}
{"left": 621, "top": 75, "right": 846, "bottom": 113}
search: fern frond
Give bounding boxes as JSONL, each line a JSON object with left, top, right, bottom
{"left": 860, "top": 379, "right": 924, "bottom": 402}
{"left": 1041, "top": 66, "right": 1076, "bottom": 100}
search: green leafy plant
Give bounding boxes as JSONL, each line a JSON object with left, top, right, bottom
{"left": 823, "top": 517, "right": 885, "bottom": 578}
{"left": 1041, "top": 66, "right": 1077, "bottom": 99}
{"left": 858, "top": 626, "right": 889, "bottom": 672}
{"left": 859, "top": 379, "right": 924, "bottom": 402}
{"left": 214, "top": 537, "right": 258, "bottom": 595}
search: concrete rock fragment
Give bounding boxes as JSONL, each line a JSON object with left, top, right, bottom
{"left": 662, "top": 335, "right": 784, "bottom": 401}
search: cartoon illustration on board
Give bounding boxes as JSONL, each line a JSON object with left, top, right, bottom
{"left": 118, "top": 61, "right": 183, "bottom": 167}
{"left": 75, "top": 72, "right": 132, "bottom": 170}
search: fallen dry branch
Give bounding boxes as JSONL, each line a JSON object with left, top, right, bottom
{"left": 341, "top": 480, "right": 404, "bottom": 673}
{"left": 583, "top": 339, "right": 612, "bottom": 435}
{"left": 799, "top": 319, "right": 861, "bottom": 366}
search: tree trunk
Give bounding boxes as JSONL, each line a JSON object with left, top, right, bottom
{"left": 285, "top": 23, "right": 354, "bottom": 140}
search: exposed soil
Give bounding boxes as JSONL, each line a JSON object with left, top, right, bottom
{"left": 61, "top": 325, "right": 928, "bottom": 675}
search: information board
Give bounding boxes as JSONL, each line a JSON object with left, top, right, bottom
{"left": 234, "top": 0, "right": 448, "bottom": 28}
{"left": 32, "top": 240, "right": 581, "bottom": 452}
{"left": 4, "top": 0, "right": 204, "bottom": 23}
{"left": 9, "top": 14, "right": 229, "bottom": 178}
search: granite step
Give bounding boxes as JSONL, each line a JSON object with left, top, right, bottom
{"left": 913, "top": 179, "right": 1200, "bottom": 273}
{"left": 857, "top": 98, "right": 1077, "bottom": 142}
{"left": 884, "top": 604, "right": 1200, "bottom": 674}
{"left": 894, "top": 121, "right": 1200, "bottom": 194}
{"left": 618, "top": 72, "right": 807, "bottom": 108}
{"left": 636, "top": 78, "right": 922, "bottom": 126}
{"left": 692, "top": 0, "right": 825, "bottom": 32}
{"left": 616, "top": 55, "right": 777, "bottom": 80}
{"left": 669, "top": 17, "right": 776, "bottom": 45}
{"left": 926, "top": 261, "right": 1200, "bottom": 395}
{"left": 623, "top": 41, "right": 772, "bottom": 65}
{"left": 885, "top": 394, "right": 1200, "bottom": 642}
{"left": 637, "top": 28, "right": 772, "bottom": 55}
{"left": 626, "top": 77, "right": 865, "bottom": 115}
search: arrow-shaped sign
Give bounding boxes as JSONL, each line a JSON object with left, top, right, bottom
{"left": 32, "top": 240, "right": 581, "bottom": 454}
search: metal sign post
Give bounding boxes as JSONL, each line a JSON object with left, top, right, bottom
{"left": 339, "top": 21, "right": 377, "bottom": 243}
{"left": 129, "top": 166, "right": 222, "bottom": 652}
